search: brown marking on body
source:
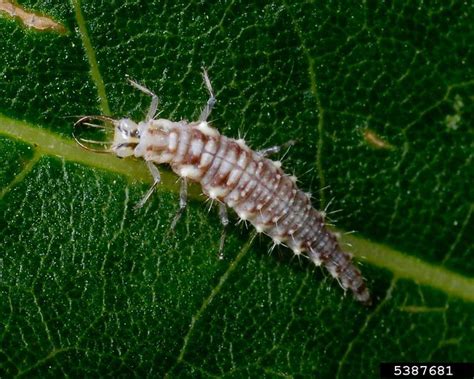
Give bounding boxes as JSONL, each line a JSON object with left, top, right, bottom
{"left": 212, "top": 172, "right": 229, "bottom": 187}
{"left": 211, "top": 142, "right": 243, "bottom": 188}
{"left": 146, "top": 145, "right": 166, "bottom": 153}
{"left": 147, "top": 128, "right": 164, "bottom": 136}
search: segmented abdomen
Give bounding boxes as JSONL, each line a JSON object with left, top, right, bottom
{"left": 147, "top": 121, "right": 371, "bottom": 305}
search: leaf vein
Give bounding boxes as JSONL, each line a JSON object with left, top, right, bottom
{"left": 282, "top": 1, "right": 326, "bottom": 208}
{"left": 168, "top": 231, "right": 257, "bottom": 375}
{"left": 0, "top": 151, "right": 41, "bottom": 199}
{"left": 71, "top": 0, "right": 110, "bottom": 115}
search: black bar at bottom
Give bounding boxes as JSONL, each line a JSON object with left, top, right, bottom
{"left": 380, "top": 363, "right": 474, "bottom": 378}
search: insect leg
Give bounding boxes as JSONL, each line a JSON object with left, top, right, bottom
{"left": 134, "top": 161, "right": 161, "bottom": 209}
{"left": 127, "top": 77, "right": 159, "bottom": 121}
{"left": 218, "top": 202, "right": 229, "bottom": 259}
{"left": 199, "top": 68, "right": 216, "bottom": 122}
{"left": 257, "top": 140, "right": 296, "bottom": 157}
{"left": 170, "top": 178, "right": 188, "bottom": 229}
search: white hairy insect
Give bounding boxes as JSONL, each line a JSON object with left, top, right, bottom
{"left": 73, "top": 69, "right": 371, "bottom": 305}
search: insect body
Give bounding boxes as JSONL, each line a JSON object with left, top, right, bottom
{"left": 74, "top": 70, "right": 371, "bottom": 305}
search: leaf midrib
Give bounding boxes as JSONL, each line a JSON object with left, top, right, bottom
{"left": 1, "top": 115, "right": 473, "bottom": 303}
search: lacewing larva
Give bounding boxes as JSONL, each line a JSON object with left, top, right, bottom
{"left": 73, "top": 69, "right": 371, "bottom": 305}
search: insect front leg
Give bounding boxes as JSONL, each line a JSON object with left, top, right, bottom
{"left": 257, "top": 140, "right": 296, "bottom": 158}
{"left": 127, "top": 77, "right": 159, "bottom": 121}
{"left": 134, "top": 161, "right": 161, "bottom": 209}
{"left": 170, "top": 178, "right": 188, "bottom": 229}
{"left": 218, "top": 202, "right": 229, "bottom": 260}
{"left": 199, "top": 68, "right": 216, "bottom": 122}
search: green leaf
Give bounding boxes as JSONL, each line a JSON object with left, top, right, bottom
{"left": 1, "top": 1, "right": 473, "bottom": 377}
